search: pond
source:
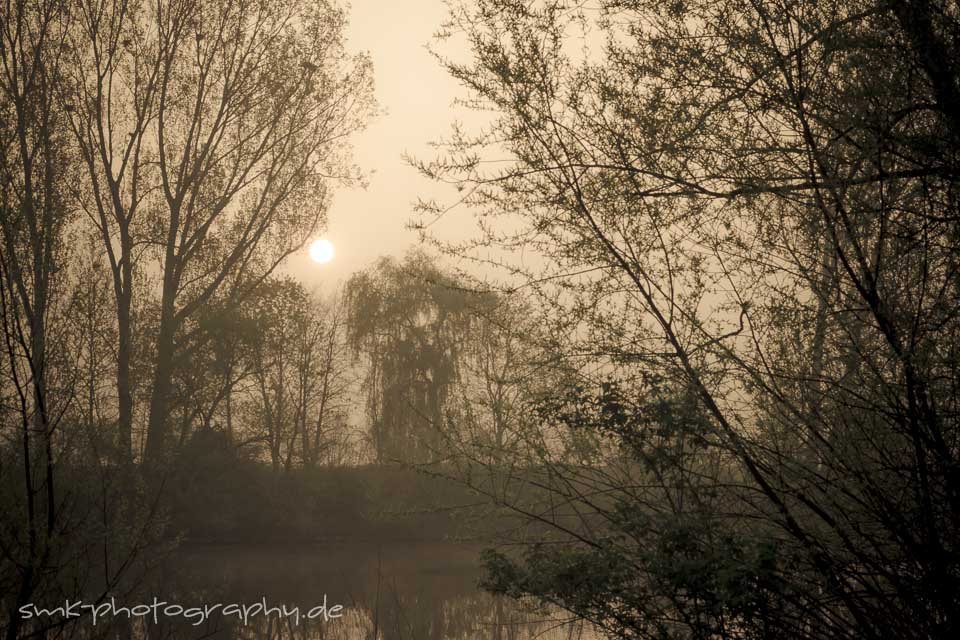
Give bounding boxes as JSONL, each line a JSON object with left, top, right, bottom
{"left": 83, "top": 542, "right": 601, "bottom": 640}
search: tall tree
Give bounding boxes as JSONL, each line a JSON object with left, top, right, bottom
{"left": 298, "top": 288, "right": 353, "bottom": 468}
{"left": 245, "top": 277, "right": 306, "bottom": 472}
{"left": 0, "top": 0, "right": 72, "bottom": 633}
{"left": 420, "top": 0, "right": 960, "bottom": 637}
{"left": 446, "top": 294, "right": 547, "bottom": 466}
{"left": 234, "top": 277, "right": 352, "bottom": 471}
{"left": 60, "top": 0, "right": 375, "bottom": 465}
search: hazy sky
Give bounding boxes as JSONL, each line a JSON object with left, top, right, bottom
{"left": 285, "top": 0, "right": 467, "bottom": 290}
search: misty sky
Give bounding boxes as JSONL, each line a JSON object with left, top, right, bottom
{"left": 284, "top": 0, "right": 466, "bottom": 289}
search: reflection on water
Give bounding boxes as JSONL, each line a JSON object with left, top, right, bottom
{"left": 82, "top": 544, "right": 600, "bottom": 640}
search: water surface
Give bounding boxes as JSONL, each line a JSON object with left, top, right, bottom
{"left": 117, "top": 543, "right": 600, "bottom": 640}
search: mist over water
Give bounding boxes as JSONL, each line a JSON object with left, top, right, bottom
{"left": 65, "top": 544, "right": 598, "bottom": 640}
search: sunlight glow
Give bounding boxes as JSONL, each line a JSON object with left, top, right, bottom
{"left": 309, "top": 238, "right": 335, "bottom": 264}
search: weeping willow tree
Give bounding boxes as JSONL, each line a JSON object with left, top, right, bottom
{"left": 344, "top": 251, "right": 485, "bottom": 465}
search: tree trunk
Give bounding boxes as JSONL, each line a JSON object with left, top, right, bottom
{"left": 225, "top": 375, "right": 234, "bottom": 444}
{"left": 144, "top": 298, "right": 177, "bottom": 466}
{"left": 115, "top": 280, "right": 134, "bottom": 463}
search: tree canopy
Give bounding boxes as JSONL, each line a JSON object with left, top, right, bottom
{"left": 418, "top": 0, "right": 960, "bottom": 638}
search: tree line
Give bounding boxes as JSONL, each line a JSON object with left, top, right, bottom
{"left": 0, "top": 0, "right": 550, "bottom": 629}
{"left": 1, "top": 0, "right": 375, "bottom": 636}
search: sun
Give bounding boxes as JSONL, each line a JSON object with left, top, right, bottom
{"left": 309, "top": 238, "right": 335, "bottom": 264}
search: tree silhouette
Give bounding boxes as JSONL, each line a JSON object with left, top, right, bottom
{"left": 419, "top": 0, "right": 960, "bottom": 637}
